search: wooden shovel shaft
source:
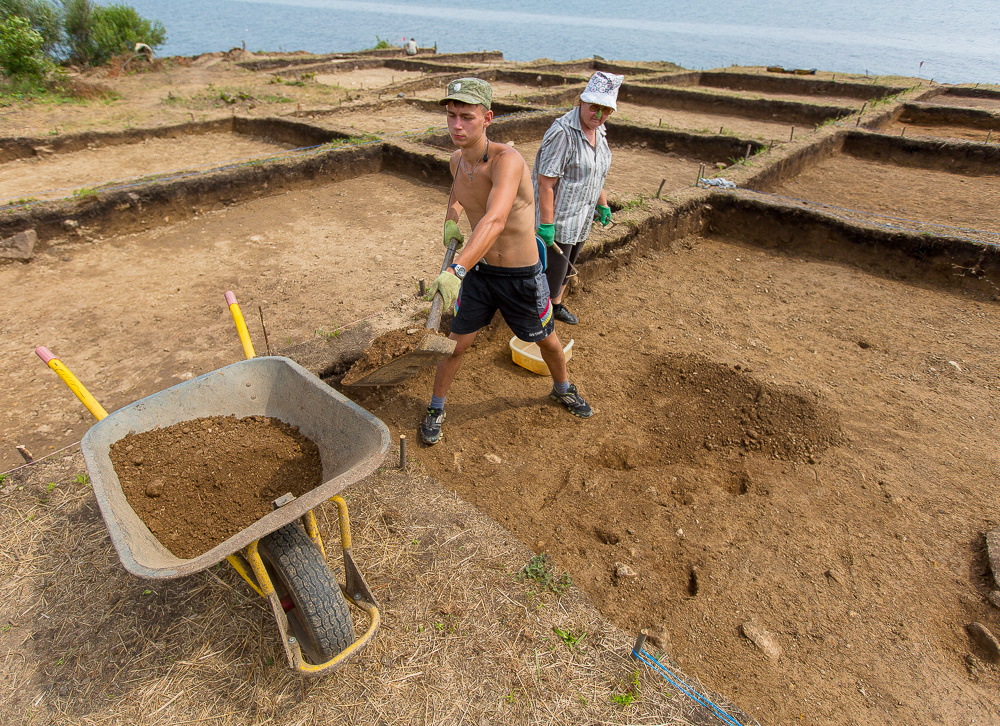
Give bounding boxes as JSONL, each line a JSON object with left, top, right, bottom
{"left": 427, "top": 239, "right": 459, "bottom": 331}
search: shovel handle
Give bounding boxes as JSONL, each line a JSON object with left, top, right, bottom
{"left": 427, "top": 239, "right": 459, "bottom": 331}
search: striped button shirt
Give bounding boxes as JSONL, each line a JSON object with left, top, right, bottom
{"left": 532, "top": 106, "right": 612, "bottom": 246}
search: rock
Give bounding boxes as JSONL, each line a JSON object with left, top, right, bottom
{"left": 988, "top": 591, "right": 1000, "bottom": 610}
{"left": 985, "top": 528, "right": 1000, "bottom": 581}
{"left": 965, "top": 622, "right": 1000, "bottom": 663}
{"left": 615, "top": 562, "right": 638, "bottom": 579}
{"left": 741, "top": 621, "right": 783, "bottom": 662}
{"left": 397, "top": 92, "right": 405, "bottom": 98}
{"left": 484, "top": 453, "right": 501, "bottom": 464}
{"left": 0, "top": 229, "right": 37, "bottom": 260}
{"left": 825, "top": 568, "right": 846, "bottom": 586}
{"left": 144, "top": 479, "right": 164, "bottom": 497}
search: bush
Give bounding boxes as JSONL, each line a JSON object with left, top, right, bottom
{"left": 0, "top": 14, "right": 50, "bottom": 78}
{"left": 63, "top": 0, "right": 165, "bottom": 66}
{"left": 0, "top": 0, "right": 61, "bottom": 54}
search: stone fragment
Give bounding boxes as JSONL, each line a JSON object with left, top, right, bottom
{"left": 988, "top": 591, "right": 1000, "bottom": 610}
{"left": 0, "top": 229, "right": 36, "bottom": 260}
{"left": 965, "top": 622, "right": 1000, "bottom": 663}
{"left": 144, "top": 478, "right": 164, "bottom": 498}
{"left": 484, "top": 453, "right": 501, "bottom": 464}
{"left": 615, "top": 562, "right": 638, "bottom": 579}
{"left": 825, "top": 567, "right": 846, "bottom": 586}
{"left": 985, "top": 528, "right": 1000, "bottom": 583}
{"left": 741, "top": 621, "right": 783, "bottom": 662}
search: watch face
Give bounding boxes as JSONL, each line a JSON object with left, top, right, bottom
{"left": 453, "top": 264, "right": 467, "bottom": 280}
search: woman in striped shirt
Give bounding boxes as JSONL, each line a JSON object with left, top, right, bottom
{"left": 532, "top": 71, "right": 624, "bottom": 324}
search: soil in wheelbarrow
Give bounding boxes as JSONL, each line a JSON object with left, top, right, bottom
{"left": 110, "top": 415, "right": 323, "bottom": 559}
{"left": 341, "top": 326, "right": 448, "bottom": 385}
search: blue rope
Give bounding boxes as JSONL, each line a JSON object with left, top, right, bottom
{"left": 633, "top": 646, "right": 745, "bottom": 726}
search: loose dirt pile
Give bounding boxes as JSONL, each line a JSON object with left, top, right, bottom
{"left": 341, "top": 326, "right": 444, "bottom": 385}
{"left": 110, "top": 415, "right": 322, "bottom": 558}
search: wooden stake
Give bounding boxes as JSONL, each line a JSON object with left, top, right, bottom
{"left": 656, "top": 178, "right": 666, "bottom": 198}
{"left": 744, "top": 144, "right": 751, "bottom": 161}
{"left": 987, "top": 130, "right": 992, "bottom": 144}
{"left": 719, "top": 126, "right": 724, "bottom": 135}
{"left": 16, "top": 445, "right": 33, "bottom": 463}
{"left": 419, "top": 279, "right": 426, "bottom": 296}
{"left": 769, "top": 140, "right": 774, "bottom": 151}
{"left": 632, "top": 630, "right": 648, "bottom": 659}
{"left": 399, "top": 435, "right": 407, "bottom": 468}
{"left": 901, "top": 127, "right": 906, "bottom": 136}
{"left": 258, "top": 306, "right": 272, "bottom": 356}
{"left": 789, "top": 126, "right": 795, "bottom": 142}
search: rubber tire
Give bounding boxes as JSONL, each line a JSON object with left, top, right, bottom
{"left": 258, "top": 522, "right": 354, "bottom": 664}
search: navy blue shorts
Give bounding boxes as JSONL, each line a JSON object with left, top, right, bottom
{"left": 451, "top": 260, "right": 554, "bottom": 343}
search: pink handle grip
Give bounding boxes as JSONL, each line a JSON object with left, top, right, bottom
{"left": 35, "top": 346, "right": 56, "bottom": 364}
{"left": 225, "top": 291, "right": 237, "bottom": 306}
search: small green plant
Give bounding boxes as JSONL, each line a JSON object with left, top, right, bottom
{"left": 370, "top": 35, "right": 395, "bottom": 50}
{"left": 517, "top": 553, "right": 573, "bottom": 595}
{"left": 314, "top": 326, "right": 343, "bottom": 339}
{"left": 610, "top": 668, "right": 641, "bottom": 706}
{"left": 610, "top": 692, "right": 634, "bottom": 707}
{"left": 0, "top": 474, "right": 7, "bottom": 484}
{"left": 553, "top": 625, "right": 586, "bottom": 649}
{"left": 46, "top": 482, "right": 57, "bottom": 492}
{"left": 72, "top": 185, "right": 98, "bottom": 200}
{"left": 76, "top": 473, "right": 90, "bottom": 486}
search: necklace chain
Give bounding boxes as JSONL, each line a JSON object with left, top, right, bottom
{"left": 461, "top": 140, "right": 489, "bottom": 180}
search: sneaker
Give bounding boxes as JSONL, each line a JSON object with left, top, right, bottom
{"left": 420, "top": 407, "right": 445, "bottom": 444}
{"left": 552, "top": 303, "right": 579, "bottom": 325}
{"left": 550, "top": 384, "right": 593, "bottom": 418}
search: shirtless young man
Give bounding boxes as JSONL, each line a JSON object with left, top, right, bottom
{"left": 419, "top": 77, "right": 592, "bottom": 445}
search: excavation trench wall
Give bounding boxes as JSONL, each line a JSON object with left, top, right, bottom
{"left": 840, "top": 130, "right": 1000, "bottom": 174}
{"left": 0, "top": 117, "right": 347, "bottom": 164}
{"left": 894, "top": 103, "right": 1000, "bottom": 131}
{"left": 618, "top": 83, "right": 854, "bottom": 126}
{"left": 702, "top": 191, "right": 1000, "bottom": 296}
{"left": 528, "top": 60, "right": 669, "bottom": 76}
{"left": 916, "top": 86, "right": 1000, "bottom": 103}
{"left": 0, "top": 143, "right": 387, "bottom": 246}
{"left": 650, "top": 71, "right": 905, "bottom": 101}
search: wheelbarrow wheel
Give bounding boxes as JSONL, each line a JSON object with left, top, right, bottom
{"left": 258, "top": 522, "right": 354, "bottom": 664}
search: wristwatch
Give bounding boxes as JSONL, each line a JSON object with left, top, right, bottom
{"left": 450, "top": 263, "right": 467, "bottom": 280}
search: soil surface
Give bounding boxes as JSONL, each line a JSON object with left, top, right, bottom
{"left": 341, "top": 327, "right": 440, "bottom": 386}
{"left": 3, "top": 53, "right": 1000, "bottom": 726}
{"left": 110, "top": 415, "right": 322, "bottom": 559}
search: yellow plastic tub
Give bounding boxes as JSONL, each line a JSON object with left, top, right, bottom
{"left": 509, "top": 336, "right": 573, "bottom": 376}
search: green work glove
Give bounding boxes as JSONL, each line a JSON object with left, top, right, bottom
{"left": 535, "top": 223, "right": 555, "bottom": 247}
{"left": 594, "top": 204, "right": 612, "bottom": 226}
{"left": 427, "top": 270, "right": 461, "bottom": 311}
{"left": 443, "top": 219, "right": 464, "bottom": 249}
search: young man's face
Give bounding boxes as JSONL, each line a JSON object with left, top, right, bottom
{"left": 446, "top": 101, "right": 493, "bottom": 148}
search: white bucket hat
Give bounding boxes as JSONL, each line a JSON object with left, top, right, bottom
{"left": 580, "top": 71, "right": 624, "bottom": 111}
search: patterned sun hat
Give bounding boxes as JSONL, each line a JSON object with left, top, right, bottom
{"left": 580, "top": 71, "right": 624, "bottom": 111}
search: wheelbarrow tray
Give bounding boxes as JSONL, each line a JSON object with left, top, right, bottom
{"left": 81, "top": 356, "right": 390, "bottom": 580}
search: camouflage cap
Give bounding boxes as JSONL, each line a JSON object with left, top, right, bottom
{"left": 439, "top": 77, "right": 493, "bottom": 110}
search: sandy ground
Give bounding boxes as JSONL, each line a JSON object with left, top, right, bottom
{"left": 614, "top": 100, "right": 804, "bottom": 142}
{"left": 3, "top": 52, "right": 1000, "bottom": 726}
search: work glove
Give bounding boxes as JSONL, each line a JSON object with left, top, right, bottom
{"left": 427, "top": 270, "right": 461, "bottom": 311}
{"left": 594, "top": 204, "right": 612, "bottom": 226}
{"left": 535, "top": 223, "right": 555, "bottom": 247}
{"left": 443, "top": 219, "right": 464, "bottom": 249}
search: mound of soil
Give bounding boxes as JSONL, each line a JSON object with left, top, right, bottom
{"left": 110, "top": 415, "right": 323, "bottom": 558}
{"left": 341, "top": 327, "right": 441, "bottom": 385}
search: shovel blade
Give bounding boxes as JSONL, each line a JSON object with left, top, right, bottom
{"left": 345, "top": 333, "right": 456, "bottom": 386}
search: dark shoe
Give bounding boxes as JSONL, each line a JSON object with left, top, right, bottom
{"left": 549, "top": 384, "right": 593, "bottom": 418}
{"left": 552, "top": 303, "right": 578, "bottom": 325}
{"left": 420, "top": 407, "right": 445, "bottom": 444}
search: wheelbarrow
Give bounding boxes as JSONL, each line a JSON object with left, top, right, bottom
{"left": 35, "top": 292, "right": 391, "bottom": 676}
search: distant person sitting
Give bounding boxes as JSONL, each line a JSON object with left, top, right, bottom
{"left": 405, "top": 38, "right": 418, "bottom": 55}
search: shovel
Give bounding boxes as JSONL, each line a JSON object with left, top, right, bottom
{"left": 344, "top": 240, "right": 459, "bottom": 386}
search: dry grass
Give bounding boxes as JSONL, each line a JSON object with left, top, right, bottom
{"left": 0, "top": 449, "right": 747, "bottom": 726}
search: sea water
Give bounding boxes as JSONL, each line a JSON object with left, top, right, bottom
{"left": 129, "top": 0, "right": 998, "bottom": 84}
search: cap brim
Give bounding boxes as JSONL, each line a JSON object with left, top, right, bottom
{"left": 440, "top": 94, "right": 491, "bottom": 109}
